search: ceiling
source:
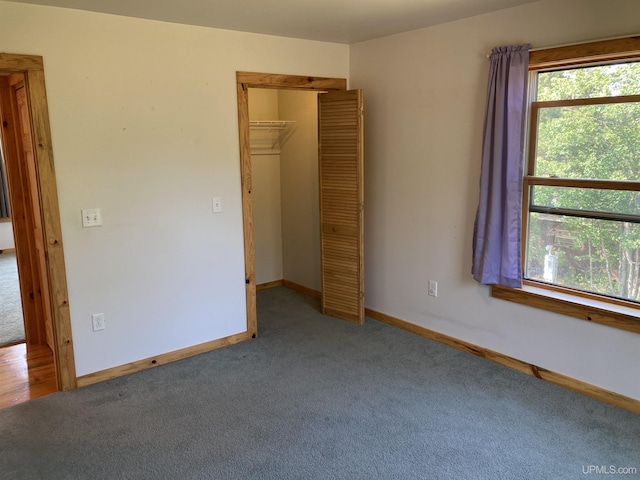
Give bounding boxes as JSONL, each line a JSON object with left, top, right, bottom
{"left": 7, "top": 0, "right": 539, "bottom": 44}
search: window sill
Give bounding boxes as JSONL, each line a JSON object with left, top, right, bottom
{"left": 491, "top": 283, "right": 640, "bottom": 335}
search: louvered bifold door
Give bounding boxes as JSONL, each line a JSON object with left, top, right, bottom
{"left": 318, "top": 89, "right": 364, "bottom": 324}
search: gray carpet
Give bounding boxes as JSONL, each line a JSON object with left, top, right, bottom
{"left": 0, "top": 287, "right": 638, "bottom": 479}
{"left": 0, "top": 252, "right": 25, "bottom": 347}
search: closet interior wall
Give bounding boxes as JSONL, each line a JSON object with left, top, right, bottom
{"left": 249, "top": 88, "right": 321, "bottom": 292}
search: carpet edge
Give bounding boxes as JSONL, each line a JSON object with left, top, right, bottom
{"left": 365, "top": 307, "right": 640, "bottom": 415}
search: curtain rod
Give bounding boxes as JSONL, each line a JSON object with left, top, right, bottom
{"left": 486, "top": 33, "right": 640, "bottom": 58}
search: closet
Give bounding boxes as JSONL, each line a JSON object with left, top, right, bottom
{"left": 249, "top": 88, "right": 321, "bottom": 293}
{"left": 237, "top": 72, "right": 364, "bottom": 333}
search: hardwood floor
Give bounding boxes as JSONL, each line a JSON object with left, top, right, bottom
{"left": 0, "top": 343, "right": 57, "bottom": 409}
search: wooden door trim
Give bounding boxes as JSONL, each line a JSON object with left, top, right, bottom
{"left": 236, "top": 72, "right": 346, "bottom": 336}
{"left": 0, "top": 53, "right": 76, "bottom": 390}
{"left": 0, "top": 53, "right": 44, "bottom": 73}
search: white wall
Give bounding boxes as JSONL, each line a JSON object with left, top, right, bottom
{"left": 0, "top": 222, "right": 14, "bottom": 250}
{"left": 279, "top": 90, "right": 321, "bottom": 291}
{"left": 4, "top": 0, "right": 637, "bottom": 402}
{"left": 0, "top": 148, "right": 13, "bottom": 250}
{"left": 249, "top": 89, "right": 283, "bottom": 285}
{"left": 0, "top": 1, "right": 348, "bottom": 376}
{"left": 350, "top": 0, "right": 640, "bottom": 400}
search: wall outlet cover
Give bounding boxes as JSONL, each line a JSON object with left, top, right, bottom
{"left": 92, "top": 313, "right": 105, "bottom": 331}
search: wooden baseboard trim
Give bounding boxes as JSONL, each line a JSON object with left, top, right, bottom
{"left": 282, "top": 280, "right": 321, "bottom": 298}
{"left": 0, "top": 248, "right": 16, "bottom": 254}
{"left": 256, "top": 279, "right": 284, "bottom": 291}
{"left": 76, "top": 331, "right": 252, "bottom": 388}
{"left": 365, "top": 307, "right": 640, "bottom": 415}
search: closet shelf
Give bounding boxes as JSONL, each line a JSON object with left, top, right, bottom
{"left": 249, "top": 120, "right": 296, "bottom": 128}
{"left": 249, "top": 120, "right": 296, "bottom": 155}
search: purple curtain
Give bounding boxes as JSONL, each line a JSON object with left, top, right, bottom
{"left": 472, "top": 44, "right": 530, "bottom": 288}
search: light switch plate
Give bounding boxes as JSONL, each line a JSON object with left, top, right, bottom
{"left": 212, "top": 197, "right": 222, "bottom": 213}
{"left": 82, "top": 208, "right": 102, "bottom": 227}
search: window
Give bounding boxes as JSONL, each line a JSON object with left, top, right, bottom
{"left": 492, "top": 37, "right": 640, "bottom": 334}
{"left": 526, "top": 61, "right": 640, "bottom": 301}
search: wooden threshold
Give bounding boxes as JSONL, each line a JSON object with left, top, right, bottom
{"left": 0, "top": 343, "right": 57, "bottom": 409}
{"left": 364, "top": 308, "right": 640, "bottom": 415}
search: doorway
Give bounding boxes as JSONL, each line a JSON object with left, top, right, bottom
{"left": 237, "top": 72, "right": 364, "bottom": 334}
{"left": 0, "top": 217, "right": 23, "bottom": 348}
{"left": 0, "top": 53, "right": 76, "bottom": 400}
{"left": 249, "top": 88, "right": 321, "bottom": 295}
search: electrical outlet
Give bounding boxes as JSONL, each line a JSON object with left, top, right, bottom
{"left": 92, "top": 313, "right": 105, "bottom": 332}
{"left": 82, "top": 208, "right": 102, "bottom": 228}
{"left": 428, "top": 280, "right": 438, "bottom": 297}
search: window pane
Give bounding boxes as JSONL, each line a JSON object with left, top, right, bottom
{"left": 526, "top": 213, "right": 640, "bottom": 302}
{"left": 531, "top": 186, "right": 640, "bottom": 217}
{"left": 537, "top": 62, "right": 640, "bottom": 101}
{"left": 534, "top": 102, "right": 640, "bottom": 180}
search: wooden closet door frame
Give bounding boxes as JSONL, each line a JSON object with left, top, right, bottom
{"left": 236, "top": 72, "right": 346, "bottom": 337}
{"left": 0, "top": 53, "right": 76, "bottom": 391}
